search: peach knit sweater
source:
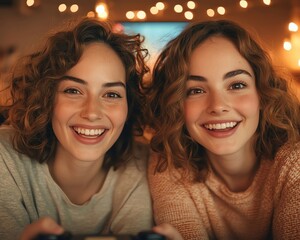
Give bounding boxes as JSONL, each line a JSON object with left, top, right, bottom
{"left": 148, "top": 143, "right": 300, "bottom": 240}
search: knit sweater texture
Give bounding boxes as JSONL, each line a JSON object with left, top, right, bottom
{"left": 148, "top": 143, "right": 300, "bottom": 240}
{"left": 0, "top": 126, "right": 153, "bottom": 240}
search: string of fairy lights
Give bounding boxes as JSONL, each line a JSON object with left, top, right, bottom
{"left": 23, "top": 0, "right": 300, "bottom": 69}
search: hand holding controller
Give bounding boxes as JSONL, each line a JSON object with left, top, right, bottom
{"left": 35, "top": 231, "right": 166, "bottom": 240}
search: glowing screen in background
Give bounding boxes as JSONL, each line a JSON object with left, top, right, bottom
{"left": 121, "top": 22, "right": 188, "bottom": 69}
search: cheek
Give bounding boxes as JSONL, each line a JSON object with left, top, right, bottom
{"left": 184, "top": 100, "right": 202, "bottom": 125}
{"left": 51, "top": 105, "right": 68, "bottom": 137}
{"left": 108, "top": 104, "right": 128, "bottom": 127}
{"left": 52, "top": 100, "right": 73, "bottom": 123}
{"left": 237, "top": 93, "right": 260, "bottom": 117}
{"left": 52, "top": 102, "right": 64, "bottom": 124}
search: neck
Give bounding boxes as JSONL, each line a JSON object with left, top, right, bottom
{"left": 207, "top": 148, "right": 259, "bottom": 192}
{"left": 48, "top": 157, "right": 108, "bottom": 205}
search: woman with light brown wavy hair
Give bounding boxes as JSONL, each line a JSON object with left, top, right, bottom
{"left": 0, "top": 17, "right": 155, "bottom": 240}
{"left": 146, "top": 20, "right": 300, "bottom": 239}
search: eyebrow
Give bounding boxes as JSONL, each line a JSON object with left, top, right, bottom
{"left": 188, "top": 69, "right": 253, "bottom": 81}
{"left": 60, "top": 75, "right": 126, "bottom": 88}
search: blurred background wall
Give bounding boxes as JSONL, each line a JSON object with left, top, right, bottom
{"left": 0, "top": 0, "right": 299, "bottom": 99}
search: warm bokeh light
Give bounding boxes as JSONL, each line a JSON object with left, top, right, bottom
{"left": 126, "top": 11, "right": 135, "bottom": 19}
{"left": 96, "top": 3, "right": 108, "bottom": 19}
{"left": 156, "top": 2, "right": 165, "bottom": 11}
{"left": 217, "top": 6, "right": 225, "bottom": 15}
{"left": 150, "top": 6, "right": 159, "bottom": 15}
{"left": 187, "top": 1, "right": 195, "bottom": 10}
{"left": 98, "top": 11, "right": 108, "bottom": 19}
{"left": 137, "top": 10, "right": 146, "bottom": 20}
{"left": 283, "top": 40, "right": 292, "bottom": 51}
{"left": 184, "top": 11, "right": 193, "bottom": 20}
{"left": 58, "top": 3, "right": 67, "bottom": 12}
{"left": 174, "top": 4, "right": 183, "bottom": 13}
{"left": 70, "top": 4, "right": 79, "bottom": 13}
{"left": 87, "top": 11, "right": 96, "bottom": 18}
{"left": 239, "top": 0, "right": 248, "bottom": 8}
{"left": 113, "top": 23, "right": 124, "bottom": 33}
{"left": 26, "top": 0, "right": 34, "bottom": 7}
{"left": 207, "top": 9, "right": 215, "bottom": 17}
{"left": 95, "top": 4, "right": 105, "bottom": 14}
{"left": 263, "top": 0, "right": 271, "bottom": 5}
{"left": 289, "top": 22, "right": 299, "bottom": 32}
{"left": 298, "top": 59, "right": 300, "bottom": 67}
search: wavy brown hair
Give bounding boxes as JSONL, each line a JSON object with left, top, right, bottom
{"left": 145, "top": 20, "right": 300, "bottom": 181}
{"left": 2, "top": 17, "right": 149, "bottom": 168}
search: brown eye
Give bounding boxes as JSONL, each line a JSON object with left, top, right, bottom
{"left": 230, "top": 82, "right": 246, "bottom": 90}
{"left": 104, "top": 92, "right": 122, "bottom": 98}
{"left": 186, "top": 88, "right": 205, "bottom": 96}
{"left": 64, "top": 88, "right": 81, "bottom": 94}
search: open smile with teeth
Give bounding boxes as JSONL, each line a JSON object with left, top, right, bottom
{"left": 204, "top": 122, "right": 238, "bottom": 130}
{"left": 73, "top": 127, "right": 105, "bottom": 138}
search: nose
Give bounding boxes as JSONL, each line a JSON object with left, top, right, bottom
{"left": 206, "top": 91, "right": 230, "bottom": 114}
{"left": 80, "top": 96, "right": 103, "bottom": 121}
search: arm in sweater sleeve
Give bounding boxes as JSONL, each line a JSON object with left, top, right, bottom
{"left": 148, "top": 152, "right": 209, "bottom": 240}
{"left": 273, "top": 143, "right": 300, "bottom": 239}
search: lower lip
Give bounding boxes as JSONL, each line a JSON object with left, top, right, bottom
{"left": 72, "top": 128, "right": 107, "bottom": 144}
{"left": 203, "top": 124, "right": 239, "bottom": 138}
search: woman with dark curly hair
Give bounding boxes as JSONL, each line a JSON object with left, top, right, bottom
{"left": 146, "top": 20, "right": 300, "bottom": 239}
{"left": 0, "top": 17, "right": 153, "bottom": 239}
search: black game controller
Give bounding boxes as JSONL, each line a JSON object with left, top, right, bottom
{"left": 35, "top": 231, "right": 166, "bottom": 240}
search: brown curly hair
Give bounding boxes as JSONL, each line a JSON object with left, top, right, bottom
{"left": 145, "top": 20, "right": 300, "bottom": 181}
{"left": 3, "top": 17, "right": 149, "bottom": 168}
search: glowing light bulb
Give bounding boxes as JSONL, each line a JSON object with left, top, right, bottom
{"left": 137, "top": 10, "right": 146, "bottom": 19}
{"left": 156, "top": 2, "right": 165, "bottom": 10}
{"left": 283, "top": 40, "right": 292, "bottom": 51}
{"left": 58, "top": 3, "right": 67, "bottom": 12}
{"left": 150, "top": 6, "right": 159, "bottom": 15}
{"left": 263, "top": 0, "right": 271, "bottom": 5}
{"left": 174, "top": 4, "right": 183, "bottom": 13}
{"left": 70, "top": 4, "right": 78, "bottom": 13}
{"left": 26, "top": 0, "right": 34, "bottom": 7}
{"left": 126, "top": 11, "right": 135, "bottom": 19}
{"left": 207, "top": 9, "right": 215, "bottom": 17}
{"left": 184, "top": 11, "right": 193, "bottom": 20}
{"left": 240, "top": 0, "right": 248, "bottom": 8}
{"left": 289, "top": 22, "right": 298, "bottom": 32}
{"left": 187, "top": 1, "right": 195, "bottom": 9}
{"left": 217, "top": 6, "right": 225, "bottom": 15}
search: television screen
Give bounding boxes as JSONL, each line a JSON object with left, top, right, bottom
{"left": 119, "top": 22, "right": 188, "bottom": 68}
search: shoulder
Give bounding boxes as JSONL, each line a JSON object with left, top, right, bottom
{"left": 273, "top": 142, "right": 300, "bottom": 186}
{"left": 0, "top": 126, "right": 18, "bottom": 159}
{"left": 275, "top": 142, "right": 300, "bottom": 166}
{"left": 148, "top": 151, "right": 183, "bottom": 188}
{"left": 0, "top": 125, "right": 37, "bottom": 172}
{"left": 0, "top": 125, "right": 14, "bottom": 146}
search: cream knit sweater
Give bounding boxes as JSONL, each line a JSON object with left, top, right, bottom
{"left": 148, "top": 143, "right": 300, "bottom": 240}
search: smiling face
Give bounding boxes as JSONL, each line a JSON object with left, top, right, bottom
{"left": 184, "top": 36, "right": 260, "bottom": 159}
{"left": 52, "top": 42, "right": 127, "bottom": 164}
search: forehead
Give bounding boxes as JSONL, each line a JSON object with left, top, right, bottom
{"left": 189, "top": 36, "right": 253, "bottom": 76}
{"left": 191, "top": 36, "right": 241, "bottom": 62}
{"left": 66, "top": 42, "right": 126, "bottom": 83}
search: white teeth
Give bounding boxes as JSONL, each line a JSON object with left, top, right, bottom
{"left": 73, "top": 127, "right": 105, "bottom": 136}
{"left": 204, "top": 122, "right": 238, "bottom": 130}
